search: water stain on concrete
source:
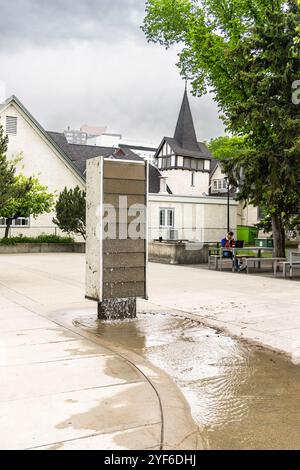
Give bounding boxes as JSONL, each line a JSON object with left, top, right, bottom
{"left": 74, "top": 312, "right": 300, "bottom": 450}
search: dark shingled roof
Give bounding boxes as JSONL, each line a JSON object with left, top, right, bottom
{"left": 48, "top": 132, "right": 142, "bottom": 169}
{"left": 148, "top": 164, "right": 172, "bottom": 194}
{"left": 47, "top": 131, "right": 166, "bottom": 194}
{"left": 174, "top": 88, "right": 200, "bottom": 153}
{"left": 154, "top": 89, "right": 212, "bottom": 160}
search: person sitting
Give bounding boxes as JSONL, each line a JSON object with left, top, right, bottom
{"left": 221, "top": 232, "right": 246, "bottom": 272}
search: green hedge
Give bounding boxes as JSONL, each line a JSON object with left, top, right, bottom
{"left": 0, "top": 235, "right": 74, "bottom": 245}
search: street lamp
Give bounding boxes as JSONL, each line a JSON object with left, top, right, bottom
{"left": 224, "top": 177, "right": 230, "bottom": 233}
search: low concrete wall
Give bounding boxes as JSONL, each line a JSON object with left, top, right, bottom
{"left": 0, "top": 243, "right": 86, "bottom": 254}
{"left": 149, "top": 241, "right": 209, "bottom": 265}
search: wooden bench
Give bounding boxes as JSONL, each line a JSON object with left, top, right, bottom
{"left": 274, "top": 252, "right": 300, "bottom": 279}
{"left": 244, "top": 257, "right": 286, "bottom": 274}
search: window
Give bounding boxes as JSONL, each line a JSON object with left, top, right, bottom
{"left": 184, "top": 158, "right": 191, "bottom": 169}
{"left": 159, "top": 208, "right": 175, "bottom": 228}
{"left": 257, "top": 207, "right": 266, "bottom": 220}
{"left": 204, "top": 160, "right": 211, "bottom": 171}
{"left": 197, "top": 160, "right": 204, "bottom": 171}
{"left": 0, "top": 217, "right": 30, "bottom": 227}
{"left": 166, "top": 156, "right": 171, "bottom": 168}
{"left": 191, "top": 171, "right": 195, "bottom": 187}
{"left": 191, "top": 159, "right": 197, "bottom": 170}
{"left": 177, "top": 156, "right": 183, "bottom": 167}
{"left": 6, "top": 116, "right": 17, "bottom": 135}
{"left": 212, "top": 179, "right": 228, "bottom": 193}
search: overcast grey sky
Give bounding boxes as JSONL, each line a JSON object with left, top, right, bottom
{"left": 0, "top": 0, "right": 224, "bottom": 145}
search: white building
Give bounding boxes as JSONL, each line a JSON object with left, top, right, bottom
{"left": 0, "top": 95, "right": 85, "bottom": 236}
{"left": 0, "top": 91, "right": 238, "bottom": 243}
{"left": 210, "top": 160, "right": 262, "bottom": 228}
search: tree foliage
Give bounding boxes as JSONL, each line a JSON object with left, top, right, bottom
{"left": 0, "top": 126, "right": 15, "bottom": 211}
{"left": 0, "top": 174, "right": 54, "bottom": 238}
{"left": 143, "top": 0, "right": 300, "bottom": 256}
{"left": 53, "top": 186, "right": 86, "bottom": 240}
{"left": 208, "top": 135, "right": 249, "bottom": 161}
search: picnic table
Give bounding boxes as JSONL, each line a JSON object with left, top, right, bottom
{"left": 232, "top": 246, "right": 274, "bottom": 272}
{"left": 209, "top": 246, "right": 275, "bottom": 272}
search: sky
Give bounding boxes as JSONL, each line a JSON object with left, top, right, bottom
{"left": 0, "top": 0, "right": 224, "bottom": 146}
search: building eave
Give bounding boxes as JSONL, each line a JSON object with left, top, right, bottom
{"left": 0, "top": 95, "right": 85, "bottom": 185}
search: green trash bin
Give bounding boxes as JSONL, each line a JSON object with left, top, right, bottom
{"left": 237, "top": 225, "right": 259, "bottom": 245}
{"left": 255, "top": 238, "right": 274, "bottom": 248}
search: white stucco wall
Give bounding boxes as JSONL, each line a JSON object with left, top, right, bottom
{"left": 0, "top": 102, "right": 85, "bottom": 238}
{"left": 160, "top": 169, "right": 210, "bottom": 196}
{"left": 240, "top": 204, "right": 260, "bottom": 227}
{"left": 148, "top": 194, "right": 237, "bottom": 243}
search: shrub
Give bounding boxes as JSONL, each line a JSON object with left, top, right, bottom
{"left": 0, "top": 235, "right": 74, "bottom": 245}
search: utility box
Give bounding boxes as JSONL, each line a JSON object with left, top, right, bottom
{"left": 85, "top": 157, "right": 148, "bottom": 320}
{"left": 237, "top": 225, "right": 259, "bottom": 245}
{"left": 255, "top": 238, "right": 274, "bottom": 248}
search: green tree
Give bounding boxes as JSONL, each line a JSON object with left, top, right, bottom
{"left": 0, "top": 126, "right": 16, "bottom": 211}
{"left": 53, "top": 186, "right": 86, "bottom": 240}
{"left": 0, "top": 175, "right": 54, "bottom": 238}
{"left": 143, "top": 0, "right": 300, "bottom": 257}
{"left": 208, "top": 136, "right": 249, "bottom": 162}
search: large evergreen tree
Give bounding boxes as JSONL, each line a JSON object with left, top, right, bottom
{"left": 143, "top": 0, "right": 300, "bottom": 256}
{"left": 53, "top": 186, "right": 86, "bottom": 240}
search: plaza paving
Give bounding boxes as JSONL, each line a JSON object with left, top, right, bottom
{"left": 0, "top": 254, "right": 201, "bottom": 450}
{"left": 0, "top": 253, "right": 300, "bottom": 449}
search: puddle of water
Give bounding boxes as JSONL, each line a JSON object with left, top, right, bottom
{"left": 74, "top": 312, "right": 300, "bottom": 450}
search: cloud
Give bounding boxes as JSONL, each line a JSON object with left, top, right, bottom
{"left": 0, "top": 0, "right": 224, "bottom": 144}
{"left": 0, "top": 0, "right": 145, "bottom": 47}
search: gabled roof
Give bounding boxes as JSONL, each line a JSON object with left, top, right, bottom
{"left": 0, "top": 95, "right": 167, "bottom": 194}
{"left": 0, "top": 95, "right": 85, "bottom": 183}
{"left": 210, "top": 158, "right": 220, "bottom": 180}
{"left": 154, "top": 89, "right": 212, "bottom": 160}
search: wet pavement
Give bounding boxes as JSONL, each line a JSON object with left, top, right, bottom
{"left": 74, "top": 312, "right": 300, "bottom": 450}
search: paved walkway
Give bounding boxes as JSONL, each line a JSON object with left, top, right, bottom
{"left": 0, "top": 254, "right": 202, "bottom": 450}
{"left": 1, "top": 253, "right": 300, "bottom": 449}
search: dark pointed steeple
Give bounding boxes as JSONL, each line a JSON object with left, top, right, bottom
{"left": 173, "top": 87, "right": 200, "bottom": 153}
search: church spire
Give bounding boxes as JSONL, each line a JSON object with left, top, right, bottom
{"left": 173, "top": 86, "right": 199, "bottom": 152}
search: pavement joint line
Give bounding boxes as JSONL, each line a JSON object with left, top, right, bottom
{"left": 25, "top": 421, "right": 162, "bottom": 451}
{"left": 0, "top": 379, "right": 146, "bottom": 404}
{"left": 2, "top": 339, "right": 79, "bottom": 348}
{"left": 0, "top": 353, "right": 113, "bottom": 367}
{"left": 1, "top": 260, "right": 85, "bottom": 288}
{"left": 0, "top": 326, "right": 55, "bottom": 333}
{"left": 0, "top": 281, "right": 42, "bottom": 307}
